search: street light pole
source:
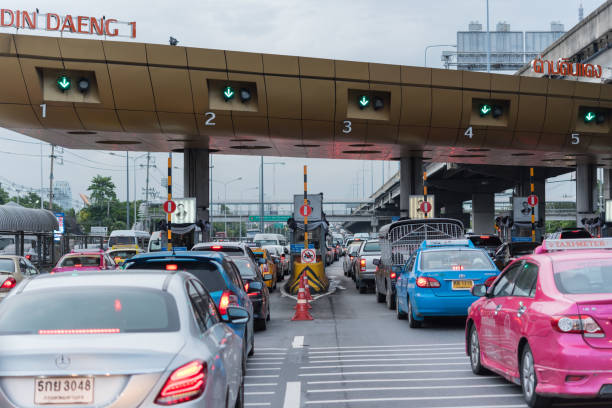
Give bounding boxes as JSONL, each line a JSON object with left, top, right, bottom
{"left": 486, "top": 0, "right": 491, "bottom": 73}
{"left": 126, "top": 151, "right": 130, "bottom": 227}
{"left": 259, "top": 156, "right": 264, "bottom": 233}
{"left": 424, "top": 44, "right": 457, "bottom": 67}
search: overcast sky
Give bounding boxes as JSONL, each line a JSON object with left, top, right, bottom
{"left": 0, "top": 0, "right": 603, "bottom": 207}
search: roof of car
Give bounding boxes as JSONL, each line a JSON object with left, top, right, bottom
{"left": 193, "top": 241, "right": 246, "bottom": 248}
{"left": 129, "top": 250, "right": 227, "bottom": 262}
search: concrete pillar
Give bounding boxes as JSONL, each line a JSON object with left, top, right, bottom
{"left": 184, "top": 149, "right": 210, "bottom": 241}
{"left": 603, "top": 169, "right": 612, "bottom": 201}
{"left": 471, "top": 193, "right": 494, "bottom": 234}
{"left": 441, "top": 200, "right": 469, "bottom": 227}
{"left": 576, "top": 163, "right": 597, "bottom": 226}
{"left": 399, "top": 157, "right": 423, "bottom": 218}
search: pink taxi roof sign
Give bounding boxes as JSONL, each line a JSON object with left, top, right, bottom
{"left": 541, "top": 238, "right": 612, "bottom": 252}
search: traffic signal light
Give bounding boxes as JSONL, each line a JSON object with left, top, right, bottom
{"left": 223, "top": 86, "right": 235, "bottom": 102}
{"left": 77, "top": 77, "right": 90, "bottom": 93}
{"left": 358, "top": 95, "right": 370, "bottom": 109}
{"left": 373, "top": 97, "right": 384, "bottom": 111}
{"left": 479, "top": 104, "right": 492, "bottom": 116}
{"left": 239, "top": 88, "right": 251, "bottom": 103}
{"left": 584, "top": 110, "right": 597, "bottom": 123}
{"left": 56, "top": 75, "right": 71, "bottom": 91}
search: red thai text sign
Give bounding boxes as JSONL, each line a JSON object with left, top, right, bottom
{"left": 532, "top": 56, "right": 602, "bottom": 79}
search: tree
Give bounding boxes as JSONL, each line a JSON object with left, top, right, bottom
{"left": 13, "top": 192, "right": 42, "bottom": 209}
{"left": 87, "top": 175, "right": 117, "bottom": 204}
{"left": 0, "top": 185, "right": 8, "bottom": 205}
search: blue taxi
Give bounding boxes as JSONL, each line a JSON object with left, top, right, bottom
{"left": 395, "top": 239, "right": 500, "bottom": 328}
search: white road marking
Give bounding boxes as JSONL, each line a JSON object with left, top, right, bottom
{"left": 245, "top": 403, "right": 271, "bottom": 407}
{"left": 257, "top": 347, "right": 288, "bottom": 351}
{"left": 306, "top": 376, "right": 497, "bottom": 385}
{"left": 249, "top": 357, "right": 286, "bottom": 360}
{"left": 245, "top": 375, "right": 280, "bottom": 378}
{"left": 308, "top": 347, "right": 464, "bottom": 354}
{"left": 300, "top": 362, "right": 469, "bottom": 369}
{"left": 247, "top": 362, "right": 284, "bottom": 365}
{"left": 282, "top": 381, "right": 301, "bottom": 408}
{"left": 308, "top": 343, "right": 463, "bottom": 350}
{"left": 245, "top": 383, "right": 278, "bottom": 387}
{"left": 307, "top": 383, "right": 515, "bottom": 393}
{"left": 303, "top": 393, "right": 523, "bottom": 404}
{"left": 247, "top": 367, "right": 282, "bottom": 371}
{"left": 308, "top": 351, "right": 463, "bottom": 358}
{"left": 292, "top": 336, "right": 305, "bottom": 349}
{"left": 307, "top": 356, "right": 467, "bottom": 363}
{"left": 299, "top": 369, "right": 471, "bottom": 377}
{"left": 245, "top": 391, "right": 276, "bottom": 395}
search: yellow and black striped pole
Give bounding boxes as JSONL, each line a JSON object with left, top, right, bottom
{"left": 530, "top": 167, "right": 535, "bottom": 242}
{"left": 167, "top": 153, "right": 172, "bottom": 251}
{"left": 304, "top": 165, "right": 308, "bottom": 249}
{"left": 423, "top": 171, "right": 428, "bottom": 219}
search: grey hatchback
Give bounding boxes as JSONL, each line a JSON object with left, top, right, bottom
{"left": 0, "top": 270, "right": 248, "bottom": 407}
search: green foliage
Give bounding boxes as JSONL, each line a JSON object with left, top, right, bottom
{"left": 87, "top": 175, "right": 117, "bottom": 204}
{"left": 546, "top": 220, "right": 576, "bottom": 233}
{"left": 12, "top": 192, "right": 42, "bottom": 209}
{"left": 0, "top": 185, "right": 9, "bottom": 205}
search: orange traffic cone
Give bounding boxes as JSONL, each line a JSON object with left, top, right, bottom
{"left": 303, "top": 272, "right": 313, "bottom": 301}
{"left": 294, "top": 274, "right": 312, "bottom": 310}
{"left": 291, "top": 274, "right": 313, "bottom": 321}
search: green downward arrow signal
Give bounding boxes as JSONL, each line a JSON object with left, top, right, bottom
{"left": 223, "top": 86, "right": 235, "bottom": 101}
{"left": 57, "top": 76, "right": 71, "bottom": 91}
{"left": 479, "top": 104, "right": 492, "bottom": 116}
{"left": 358, "top": 95, "right": 370, "bottom": 108}
{"left": 584, "top": 111, "right": 596, "bottom": 123}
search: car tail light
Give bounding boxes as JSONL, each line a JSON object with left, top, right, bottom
{"left": 218, "top": 290, "right": 239, "bottom": 315}
{"left": 551, "top": 315, "right": 605, "bottom": 338}
{"left": 38, "top": 328, "right": 120, "bottom": 335}
{"left": 25, "top": 254, "right": 32, "bottom": 260}
{"left": 484, "top": 276, "right": 497, "bottom": 287}
{"left": 451, "top": 265, "right": 464, "bottom": 271}
{"left": 360, "top": 259, "right": 366, "bottom": 271}
{"left": 114, "top": 257, "right": 122, "bottom": 263}
{"left": 244, "top": 282, "right": 249, "bottom": 292}
{"left": 480, "top": 235, "right": 490, "bottom": 239}
{"left": 155, "top": 360, "right": 207, "bottom": 405}
{"left": 390, "top": 272, "right": 397, "bottom": 280}
{"left": 166, "top": 264, "right": 178, "bottom": 271}
{"left": 0, "top": 277, "right": 16, "bottom": 291}
{"left": 75, "top": 264, "right": 82, "bottom": 268}
{"left": 211, "top": 245, "right": 222, "bottom": 250}
{"left": 416, "top": 276, "right": 441, "bottom": 288}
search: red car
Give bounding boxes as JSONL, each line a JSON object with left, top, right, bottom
{"left": 52, "top": 250, "right": 117, "bottom": 273}
{"left": 466, "top": 238, "right": 612, "bottom": 407}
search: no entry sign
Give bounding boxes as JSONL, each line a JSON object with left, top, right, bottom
{"left": 163, "top": 200, "right": 177, "bottom": 214}
{"left": 527, "top": 195, "right": 538, "bottom": 207}
{"left": 300, "top": 204, "right": 313, "bottom": 217}
{"left": 301, "top": 248, "right": 316, "bottom": 264}
{"left": 420, "top": 201, "right": 432, "bottom": 214}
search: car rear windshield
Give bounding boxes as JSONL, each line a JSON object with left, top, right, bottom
{"left": 108, "top": 236, "right": 136, "bottom": 246}
{"left": 110, "top": 251, "right": 137, "bottom": 259}
{"left": 0, "top": 259, "right": 14, "bottom": 273}
{"left": 59, "top": 255, "right": 100, "bottom": 267}
{"left": 363, "top": 241, "right": 380, "bottom": 252}
{"left": 255, "top": 240, "right": 277, "bottom": 246}
{"left": 553, "top": 259, "right": 612, "bottom": 294}
{"left": 124, "top": 259, "right": 228, "bottom": 292}
{"left": 0, "top": 287, "right": 179, "bottom": 335}
{"left": 233, "top": 258, "right": 257, "bottom": 278}
{"left": 469, "top": 236, "right": 502, "bottom": 247}
{"left": 560, "top": 230, "right": 592, "bottom": 239}
{"left": 509, "top": 243, "right": 540, "bottom": 256}
{"left": 196, "top": 246, "right": 245, "bottom": 256}
{"left": 420, "top": 250, "right": 494, "bottom": 271}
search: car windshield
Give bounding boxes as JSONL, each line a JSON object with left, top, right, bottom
{"left": 124, "top": 259, "right": 228, "bottom": 292}
{"left": 560, "top": 230, "right": 592, "bottom": 239}
{"left": 59, "top": 255, "right": 100, "bottom": 267}
{"left": 0, "top": 238, "right": 13, "bottom": 251}
{"left": 233, "top": 258, "right": 258, "bottom": 278}
{"left": 0, "top": 259, "right": 14, "bottom": 273}
{"left": 255, "top": 240, "right": 277, "bottom": 246}
{"left": 149, "top": 238, "right": 162, "bottom": 251}
{"left": 420, "top": 250, "right": 494, "bottom": 271}
{"left": 553, "top": 258, "right": 612, "bottom": 294}
{"left": 363, "top": 241, "right": 380, "bottom": 252}
{"left": 108, "top": 236, "right": 136, "bottom": 246}
{"left": 469, "top": 236, "right": 502, "bottom": 247}
{"left": 0, "top": 287, "right": 180, "bottom": 335}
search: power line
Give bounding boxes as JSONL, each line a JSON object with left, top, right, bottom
{"left": 0, "top": 135, "right": 44, "bottom": 145}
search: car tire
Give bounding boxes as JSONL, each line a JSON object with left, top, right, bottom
{"left": 396, "top": 295, "right": 407, "bottom": 320}
{"left": 385, "top": 283, "right": 395, "bottom": 310}
{"left": 407, "top": 298, "right": 421, "bottom": 328}
{"left": 521, "top": 344, "right": 551, "bottom": 408}
{"left": 235, "top": 379, "right": 245, "bottom": 408}
{"left": 266, "top": 310, "right": 271, "bottom": 321}
{"left": 248, "top": 330, "right": 254, "bottom": 357}
{"left": 469, "top": 325, "right": 487, "bottom": 375}
{"left": 255, "top": 317, "right": 267, "bottom": 331}
{"left": 375, "top": 284, "right": 385, "bottom": 303}
{"left": 358, "top": 282, "right": 367, "bottom": 294}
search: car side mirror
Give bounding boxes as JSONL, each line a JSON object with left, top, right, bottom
{"left": 258, "top": 258, "right": 266, "bottom": 265}
{"left": 471, "top": 284, "right": 487, "bottom": 297}
{"left": 223, "top": 306, "right": 250, "bottom": 324}
{"left": 373, "top": 258, "right": 380, "bottom": 266}
{"left": 284, "top": 248, "right": 289, "bottom": 255}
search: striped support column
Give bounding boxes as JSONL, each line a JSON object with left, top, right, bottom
{"left": 423, "top": 171, "right": 428, "bottom": 219}
{"left": 304, "top": 165, "right": 308, "bottom": 249}
{"left": 530, "top": 167, "right": 535, "bottom": 242}
{"left": 167, "top": 153, "right": 172, "bottom": 251}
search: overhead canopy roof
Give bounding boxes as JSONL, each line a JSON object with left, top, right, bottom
{"left": 0, "top": 202, "right": 59, "bottom": 232}
{"left": 0, "top": 33, "right": 611, "bottom": 168}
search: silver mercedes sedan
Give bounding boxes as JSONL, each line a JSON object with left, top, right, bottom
{"left": 0, "top": 270, "right": 248, "bottom": 407}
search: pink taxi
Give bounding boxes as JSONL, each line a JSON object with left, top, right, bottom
{"left": 51, "top": 249, "right": 117, "bottom": 274}
{"left": 466, "top": 238, "right": 612, "bottom": 408}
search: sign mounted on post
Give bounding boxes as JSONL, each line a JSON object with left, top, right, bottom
{"left": 513, "top": 197, "right": 539, "bottom": 223}
{"left": 409, "top": 195, "right": 435, "bottom": 220}
{"left": 293, "top": 193, "right": 322, "bottom": 222}
{"left": 163, "top": 200, "right": 176, "bottom": 214}
{"left": 301, "top": 248, "right": 316, "bottom": 264}
{"left": 420, "top": 201, "right": 432, "bottom": 214}
{"left": 527, "top": 194, "right": 538, "bottom": 207}
{"left": 172, "top": 198, "right": 196, "bottom": 224}
{"left": 299, "top": 204, "right": 312, "bottom": 217}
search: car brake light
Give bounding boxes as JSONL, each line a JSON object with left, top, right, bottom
{"left": 155, "top": 360, "right": 207, "bottom": 405}
{"left": 480, "top": 235, "right": 490, "bottom": 239}
{"left": 551, "top": 315, "right": 605, "bottom": 338}
{"left": 360, "top": 259, "right": 366, "bottom": 271}
{"left": 1, "top": 277, "right": 16, "bottom": 290}
{"left": 211, "top": 245, "right": 222, "bottom": 250}
{"left": 451, "top": 265, "right": 464, "bottom": 271}
{"left": 390, "top": 272, "right": 397, "bottom": 279}
{"left": 114, "top": 257, "right": 122, "bottom": 263}
{"left": 218, "top": 290, "right": 239, "bottom": 315}
{"left": 75, "top": 264, "right": 82, "bottom": 268}
{"left": 166, "top": 264, "right": 178, "bottom": 271}
{"left": 244, "top": 282, "right": 249, "bottom": 292}
{"left": 38, "top": 328, "right": 120, "bottom": 335}
{"left": 350, "top": 256, "right": 354, "bottom": 261}
{"left": 484, "top": 276, "right": 497, "bottom": 287}
{"left": 25, "top": 254, "right": 31, "bottom": 260}
{"left": 416, "top": 276, "right": 441, "bottom": 288}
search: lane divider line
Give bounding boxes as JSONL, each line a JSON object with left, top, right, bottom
{"left": 298, "top": 369, "right": 472, "bottom": 377}
{"left": 308, "top": 343, "right": 463, "bottom": 350}
{"left": 307, "top": 383, "right": 515, "bottom": 393}
{"left": 292, "top": 336, "right": 305, "bottom": 349}
{"left": 300, "top": 362, "right": 469, "bottom": 369}
{"left": 282, "top": 381, "right": 301, "bottom": 408}
{"left": 303, "top": 393, "right": 524, "bottom": 404}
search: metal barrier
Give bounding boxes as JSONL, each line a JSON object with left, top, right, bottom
{"left": 379, "top": 218, "right": 465, "bottom": 267}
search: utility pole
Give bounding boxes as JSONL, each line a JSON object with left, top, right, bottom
{"left": 259, "top": 156, "right": 264, "bottom": 233}
{"left": 40, "top": 143, "right": 43, "bottom": 209}
{"left": 145, "top": 152, "right": 150, "bottom": 230}
{"left": 486, "top": 0, "right": 491, "bottom": 73}
{"left": 48, "top": 145, "right": 55, "bottom": 210}
{"left": 126, "top": 151, "right": 130, "bottom": 227}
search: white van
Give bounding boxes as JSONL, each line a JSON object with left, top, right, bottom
{"left": 108, "top": 230, "right": 150, "bottom": 251}
{"left": 253, "top": 233, "right": 287, "bottom": 247}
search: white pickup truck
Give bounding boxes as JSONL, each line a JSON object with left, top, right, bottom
{"left": 355, "top": 239, "right": 381, "bottom": 294}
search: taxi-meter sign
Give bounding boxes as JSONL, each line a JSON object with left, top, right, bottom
{"left": 420, "top": 201, "right": 432, "bottom": 214}
{"left": 300, "top": 204, "right": 312, "bottom": 217}
{"left": 301, "top": 248, "right": 316, "bottom": 264}
{"left": 527, "top": 194, "right": 538, "bottom": 207}
{"left": 163, "top": 200, "right": 177, "bottom": 214}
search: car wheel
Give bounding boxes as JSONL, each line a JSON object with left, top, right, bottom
{"left": 255, "top": 317, "right": 267, "bottom": 331}
{"left": 521, "top": 345, "right": 551, "bottom": 408}
{"left": 358, "top": 282, "right": 367, "bottom": 294}
{"left": 375, "top": 284, "right": 385, "bottom": 303}
{"left": 469, "top": 325, "right": 487, "bottom": 375}
{"left": 407, "top": 298, "right": 421, "bottom": 328}
{"left": 385, "top": 283, "right": 395, "bottom": 310}
{"left": 234, "top": 378, "right": 245, "bottom": 408}
{"left": 396, "top": 295, "right": 407, "bottom": 320}
{"left": 248, "top": 330, "right": 254, "bottom": 357}
{"left": 266, "top": 310, "right": 271, "bottom": 321}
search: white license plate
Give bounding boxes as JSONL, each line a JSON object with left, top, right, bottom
{"left": 34, "top": 377, "right": 94, "bottom": 405}
{"left": 452, "top": 280, "right": 474, "bottom": 290}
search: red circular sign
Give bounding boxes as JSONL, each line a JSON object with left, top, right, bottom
{"left": 527, "top": 195, "right": 538, "bottom": 207}
{"left": 420, "top": 201, "right": 432, "bottom": 214}
{"left": 163, "top": 200, "right": 177, "bottom": 214}
{"left": 300, "top": 204, "right": 313, "bottom": 217}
